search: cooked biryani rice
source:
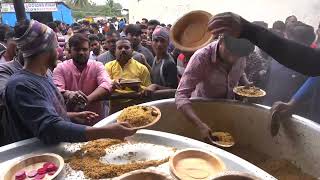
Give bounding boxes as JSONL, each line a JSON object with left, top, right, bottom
{"left": 66, "top": 139, "right": 169, "bottom": 179}
{"left": 235, "top": 86, "right": 265, "bottom": 97}
{"left": 117, "top": 106, "right": 159, "bottom": 127}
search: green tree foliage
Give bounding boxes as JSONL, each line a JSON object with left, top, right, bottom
{"left": 66, "top": 0, "right": 123, "bottom": 20}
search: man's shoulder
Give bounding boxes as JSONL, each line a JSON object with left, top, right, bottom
{"left": 87, "top": 59, "right": 104, "bottom": 67}
{"left": 55, "top": 59, "right": 73, "bottom": 70}
{"left": 6, "top": 71, "right": 36, "bottom": 88}
{"left": 0, "top": 60, "right": 21, "bottom": 75}
{"left": 131, "top": 59, "right": 148, "bottom": 71}
{"left": 139, "top": 45, "right": 153, "bottom": 54}
{"left": 97, "top": 51, "right": 109, "bottom": 59}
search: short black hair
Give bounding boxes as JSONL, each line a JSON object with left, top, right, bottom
{"left": 272, "top": 21, "right": 285, "bottom": 31}
{"left": 69, "top": 33, "right": 89, "bottom": 48}
{"left": 90, "top": 23, "right": 99, "bottom": 30}
{"left": 54, "top": 20, "right": 62, "bottom": 26}
{"left": 142, "top": 18, "right": 148, "bottom": 23}
{"left": 47, "top": 22, "right": 57, "bottom": 31}
{"left": 140, "top": 24, "right": 147, "bottom": 30}
{"left": 97, "top": 33, "right": 105, "bottom": 41}
{"left": 88, "top": 34, "right": 100, "bottom": 43}
{"left": 106, "top": 30, "right": 120, "bottom": 37}
{"left": 116, "top": 37, "right": 132, "bottom": 47}
{"left": 148, "top": 20, "right": 160, "bottom": 27}
{"left": 82, "top": 20, "right": 90, "bottom": 26}
{"left": 5, "top": 31, "right": 15, "bottom": 42}
{"left": 14, "top": 20, "right": 30, "bottom": 39}
{"left": 78, "top": 28, "right": 90, "bottom": 34}
{"left": 125, "top": 24, "right": 142, "bottom": 36}
{"left": 89, "top": 29, "right": 94, "bottom": 34}
{"left": 0, "top": 24, "right": 10, "bottom": 41}
{"left": 252, "top": 21, "right": 268, "bottom": 28}
{"left": 71, "top": 23, "right": 80, "bottom": 27}
{"left": 160, "top": 23, "right": 166, "bottom": 27}
{"left": 285, "top": 15, "right": 297, "bottom": 24}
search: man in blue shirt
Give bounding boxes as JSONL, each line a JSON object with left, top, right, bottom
{"left": 3, "top": 20, "right": 135, "bottom": 145}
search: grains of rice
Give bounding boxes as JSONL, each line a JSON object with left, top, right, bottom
{"left": 66, "top": 139, "right": 169, "bottom": 179}
{"left": 117, "top": 106, "right": 159, "bottom": 127}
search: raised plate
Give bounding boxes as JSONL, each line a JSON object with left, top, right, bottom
{"left": 209, "top": 132, "right": 235, "bottom": 148}
{"left": 170, "top": 10, "right": 214, "bottom": 52}
{"left": 233, "top": 86, "right": 266, "bottom": 98}
{"left": 119, "top": 79, "right": 142, "bottom": 87}
{"left": 2, "top": 153, "right": 65, "bottom": 180}
{"left": 169, "top": 148, "right": 226, "bottom": 180}
{"left": 117, "top": 106, "right": 162, "bottom": 130}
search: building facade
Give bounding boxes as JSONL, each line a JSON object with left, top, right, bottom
{"left": 1, "top": 2, "right": 73, "bottom": 27}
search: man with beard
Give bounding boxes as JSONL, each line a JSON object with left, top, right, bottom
{"left": 53, "top": 33, "right": 114, "bottom": 125}
{"left": 88, "top": 34, "right": 101, "bottom": 60}
{"left": 125, "top": 24, "right": 154, "bottom": 67}
{"left": 105, "top": 38, "right": 151, "bottom": 113}
{"left": 4, "top": 20, "right": 135, "bottom": 144}
{"left": 97, "top": 30, "right": 151, "bottom": 70}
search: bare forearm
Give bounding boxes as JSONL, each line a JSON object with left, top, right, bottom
{"left": 179, "top": 103, "right": 206, "bottom": 129}
{"left": 87, "top": 87, "right": 110, "bottom": 103}
{"left": 85, "top": 127, "right": 110, "bottom": 140}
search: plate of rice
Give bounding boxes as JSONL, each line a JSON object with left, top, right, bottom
{"left": 117, "top": 106, "right": 161, "bottom": 130}
{"left": 233, "top": 86, "right": 266, "bottom": 98}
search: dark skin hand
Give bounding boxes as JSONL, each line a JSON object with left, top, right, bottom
{"left": 68, "top": 111, "right": 99, "bottom": 124}
{"left": 85, "top": 122, "right": 137, "bottom": 141}
{"left": 179, "top": 104, "right": 212, "bottom": 141}
{"left": 64, "top": 90, "right": 88, "bottom": 105}
{"left": 87, "top": 87, "right": 111, "bottom": 104}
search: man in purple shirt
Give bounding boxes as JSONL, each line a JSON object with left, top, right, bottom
{"left": 175, "top": 35, "right": 254, "bottom": 141}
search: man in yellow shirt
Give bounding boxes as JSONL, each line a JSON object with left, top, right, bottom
{"left": 105, "top": 38, "right": 151, "bottom": 113}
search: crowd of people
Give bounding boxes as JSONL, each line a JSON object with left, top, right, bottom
{"left": 0, "top": 12, "right": 320, "bottom": 146}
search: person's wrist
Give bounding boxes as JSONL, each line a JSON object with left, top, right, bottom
{"left": 85, "top": 127, "right": 109, "bottom": 141}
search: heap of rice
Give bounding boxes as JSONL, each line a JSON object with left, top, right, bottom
{"left": 117, "top": 106, "right": 159, "bottom": 127}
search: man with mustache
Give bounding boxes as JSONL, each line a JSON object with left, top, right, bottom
{"left": 105, "top": 38, "right": 151, "bottom": 113}
{"left": 53, "top": 33, "right": 114, "bottom": 125}
{"left": 4, "top": 20, "right": 135, "bottom": 144}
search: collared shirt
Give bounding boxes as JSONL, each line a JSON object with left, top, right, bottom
{"left": 105, "top": 58, "right": 151, "bottom": 114}
{"left": 175, "top": 40, "right": 246, "bottom": 109}
{"left": 105, "top": 58, "right": 151, "bottom": 87}
{"left": 135, "top": 44, "right": 154, "bottom": 67}
{"left": 53, "top": 59, "right": 113, "bottom": 123}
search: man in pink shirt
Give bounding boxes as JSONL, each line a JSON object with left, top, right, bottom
{"left": 53, "top": 34, "right": 113, "bottom": 125}
{"left": 175, "top": 35, "right": 254, "bottom": 141}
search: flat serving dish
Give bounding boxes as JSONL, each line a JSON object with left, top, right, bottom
{"left": 169, "top": 149, "right": 226, "bottom": 180}
{"left": 2, "top": 153, "right": 64, "bottom": 180}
